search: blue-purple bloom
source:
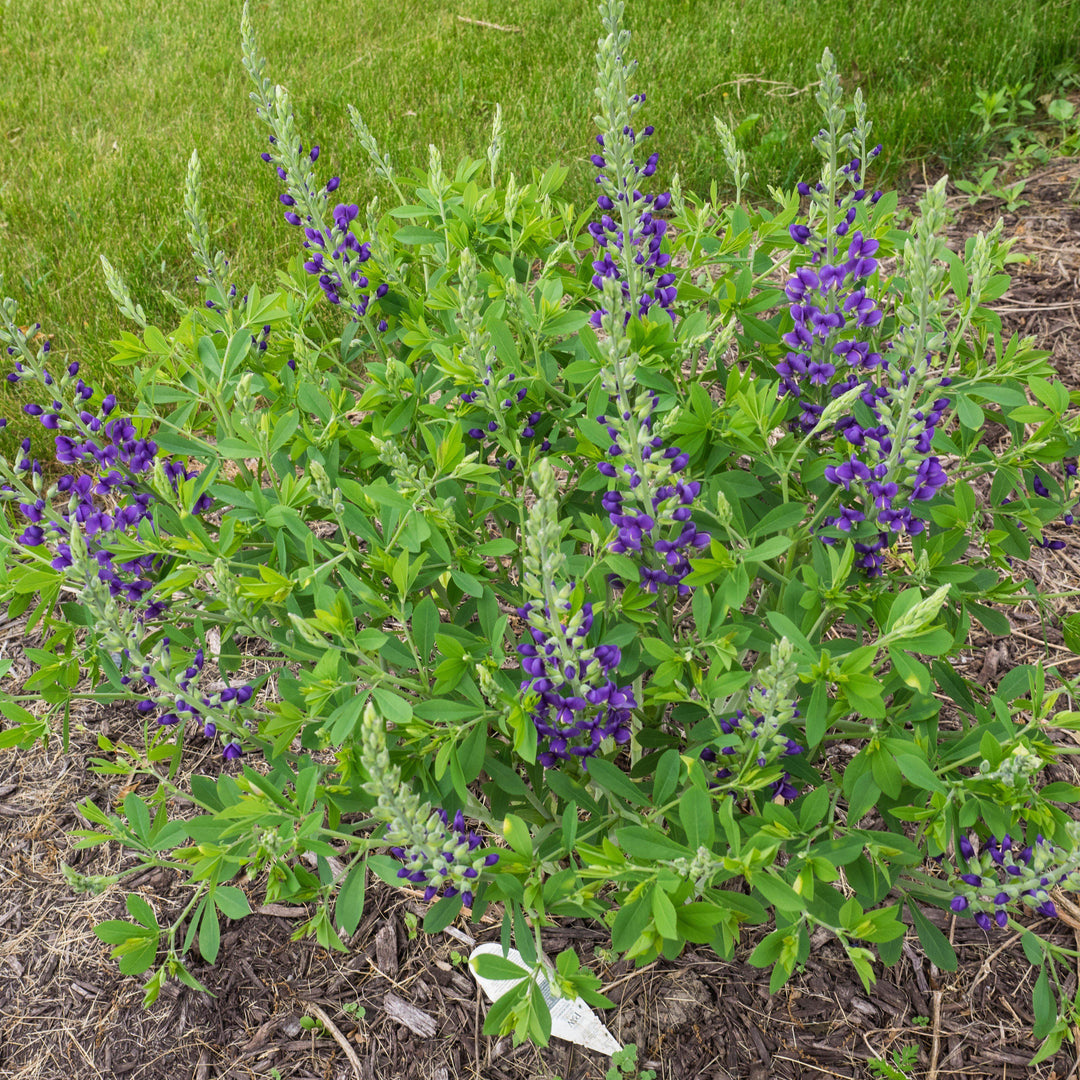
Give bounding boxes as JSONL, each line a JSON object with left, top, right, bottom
{"left": 596, "top": 390, "right": 710, "bottom": 594}
{"left": 390, "top": 808, "right": 499, "bottom": 908}
{"left": 587, "top": 6, "right": 675, "bottom": 327}
{"left": 517, "top": 597, "right": 635, "bottom": 767}
{"left": 946, "top": 829, "right": 1080, "bottom": 931}
{"left": 3, "top": 336, "right": 216, "bottom": 621}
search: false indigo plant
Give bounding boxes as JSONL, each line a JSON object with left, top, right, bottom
{"left": 4, "top": 0, "right": 1080, "bottom": 1063}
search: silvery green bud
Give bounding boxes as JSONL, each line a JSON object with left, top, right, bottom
{"left": 100, "top": 255, "right": 148, "bottom": 328}
{"left": 714, "top": 118, "right": 748, "bottom": 203}
{"left": 348, "top": 106, "right": 395, "bottom": 183}
{"left": 885, "top": 584, "right": 951, "bottom": 642}
{"left": 487, "top": 103, "right": 503, "bottom": 185}
{"left": 715, "top": 490, "right": 733, "bottom": 527}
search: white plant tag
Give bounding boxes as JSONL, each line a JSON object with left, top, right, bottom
{"left": 469, "top": 943, "right": 622, "bottom": 1056}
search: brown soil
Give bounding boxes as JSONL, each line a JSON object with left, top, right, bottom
{"left": 1, "top": 159, "right": 1080, "bottom": 1080}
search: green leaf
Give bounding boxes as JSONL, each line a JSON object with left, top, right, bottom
{"left": 611, "top": 896, "right": 651, "bottom": 952}
{"left": 117, "top": 937, "right": 159, "bottom": 976}
{"left": 408, "top": 591, "right": 438, "bottom": 656}
{"left": 123, "top": 793, "right": 152, "bottom": 841}
{"left": 955, "top": 395, "right": 984, "bottom": 430}
{"left": 893, "top": 753, "right": 946, "bottom": 795}
{"left": 651, "top": 748, "right": 681, "bottom": 806}
{"left": 751, "top": 873, "right": 806, "bottom": 913}
{"left": 742, "top": 535, "right": 791, "bottom": 563}
{"left": 335, "top": 864, "right": 367, "bottom": 936}
{"left": 94, "top": 919, "right": 148, "bottom": 946}
{"left": 126, "top": 892, "right": 159, "bottom": 930}
{"left": 749, "top": 501, "right": 807, "bottom": 538}
{"left": 1038, "top": 782, "right": 1080, "bottom": 802}
{"left": 482, "top": 981, "right": 529, "bottom": 1036}
{"left": 616, "top": 826, "right": 692, "bottom": 861}
{"left": 586, "top": 757, "right": 651, "bottom": 807}
{"left": 213, "top": 885, "right": 253, "bottom": 921}
{"left": 1021, "top": 930, "right": 1046, "bottom": 967}
{"left": 1032, "top": 965, "right": 1057, "bottom": 1039}
{"left": 394, "top": 225, "right": 444, "bottom": 245}
{"left": 472, "top": 953, "right": 530, "bottom": 981}
{"left": 907, "top": 903, "right": 957, "bottom": 970}
{"left": 372, "top": 688, "right": 413, "bottom": 725}
{"left": 423, "top": 895, "right": 463, "bottom": 933}
{"left": 501, "top": 814, "right": 533, "bottom": 858}
{"left": 449, "top": 569, "right": 484, "bottom": 598}
{"left": 367, "top": 854, "right": 408, "bottom": 887}
{"left": 679, "top": 785, "right": 714, "bottom": 850}
{"left": 969, "top": 602, "right": 1012, "bottom": 637}
{"left": 199, "top": 902, "right": 221, "bottom": 964}
{"left": 651, "top": 885, "right": 679, "bottom": 940}
{"left": 197, "top": 335, "right": 221, "bottom": 380}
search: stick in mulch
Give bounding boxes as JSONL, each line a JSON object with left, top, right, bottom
{"left": 302, "top": 1002, "right": 364, "bottom": 1080}
{"left": 926, "top": 914, "right": 958, "bottom": 1080}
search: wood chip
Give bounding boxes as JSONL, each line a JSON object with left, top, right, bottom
{"left": 383, "top": 992, "right": 437, "bottom": 1038}
{"left": 374, "top": 922, "right": 398, "bottom": 976}
{"left": 257, "top": 904, "right": 309, "bottom": 918}
{"left": 441, "top": 925, "right": 476, "bottom": 947}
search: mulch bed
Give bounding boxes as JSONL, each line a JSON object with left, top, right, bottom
{"left": 1, "top": 159, "right": 1079, "bottom": 1080}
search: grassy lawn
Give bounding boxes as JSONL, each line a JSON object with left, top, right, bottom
{"left": 0, "top": 0, "right": 1077, "bottom": 456}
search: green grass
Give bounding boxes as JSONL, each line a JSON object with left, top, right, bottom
{"left": 0, "top": 0, "right": 1078, "bottom": 457}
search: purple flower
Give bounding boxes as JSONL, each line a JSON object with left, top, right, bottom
{"left": 518, "top": 598, "right": 636, "bottom": 766}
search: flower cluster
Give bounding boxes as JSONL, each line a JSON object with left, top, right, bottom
{"left": 241, "top": 8, "right": 389, "bottom": 330}
{"left": 700, "top": 717, "right": 804, "bottom": 801}
{"left": 451, "top": 249, "right": 552, "bottom": 472}
{"left": 947, "top": 830, "right": 1080, "bottom": 930}
{"left": 462, "top": 373, "right": 551, "bottom": 471}
{"left": 819, "top": 369, "right": 953, "bottom": 574}
{"left": 779, "top": 225, "right": 884, "bottom": 429}
{"left": 518, "top": 595, "right": 636, "bottom": 766}
{"left": 587, "top": 134, "right": 675, "bottom": 325}
{"left": 1, "top": 314, "right": 213, "bottom": 621}
{"left": 780, "top": 51, "right": 884, "bottom": 430}
{"left": 127, "top": 637, "right": 252, "bottom": 759}
{"left": 389, "top": 809, "right": 498, "bottom": 907}
{"left": 779, "top": 53, "right": 956, "bottom": 573}
{"left": 519, "top": 459, "right": 636, "bottom": 766}
{"left": 360, "top": 702, "right": 497, "bottom": 908}
{"left": 588, "top": 0, "right": 675, "bottom": 326}
{"left": 700, "top": 638, "right": 806, "bottom": 801}
{"left": 598, "top": 389, "right": 710, "bottom": 593}
{"left": 784, "top": 156, "right": 957, "bottom": 572}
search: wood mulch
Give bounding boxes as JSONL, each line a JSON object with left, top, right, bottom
{"left": 1, "top": 158, "right": 1079, "bottom": 1080}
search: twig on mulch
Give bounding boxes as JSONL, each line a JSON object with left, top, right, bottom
{"left": 302, "top": 1002, "right": 363, "bottom": 1080}
{"left": 927, "top": 915, "right": 958, "bottom": 1080}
